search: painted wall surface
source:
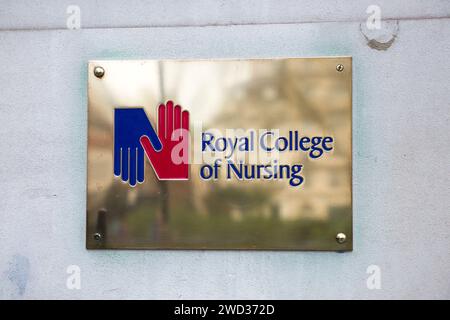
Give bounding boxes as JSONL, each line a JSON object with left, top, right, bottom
{"left": 0, "top": 0, "right": 449, "bottom": 299}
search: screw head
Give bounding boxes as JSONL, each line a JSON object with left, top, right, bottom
{"left": 93, "top": 66, "right": 105, "bottom": 78}
{"left": 336, "top": 64, "right": 344, "bottom": 72}
{"left": 93, "top": 232, "right": 102, "bottom": 241}
{"left": 336, "top": 233, "right": 347, "bottom": 244}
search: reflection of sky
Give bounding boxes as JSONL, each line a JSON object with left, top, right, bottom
{"left": 91, "top": 60, "right": 254, "bottom": 126}
{"left": 90, "top": 60, "right": 162, "bottom": 126}
{"left": 164, "top": 60, "right": 252, "bottom": 124}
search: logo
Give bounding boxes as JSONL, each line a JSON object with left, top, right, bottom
{"left": 114, "top": 101, "right": 334, "bottom": 188}
{"left": 114, "top": 101, "right": 190, "bottom": 186}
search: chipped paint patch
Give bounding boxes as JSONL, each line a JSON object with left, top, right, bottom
{"left": 360, "top": 21, "right": 399, "bottom": 51}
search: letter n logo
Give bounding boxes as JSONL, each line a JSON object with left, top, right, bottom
{"left": 114, "top": 101, "right": 189, "bottom": 186}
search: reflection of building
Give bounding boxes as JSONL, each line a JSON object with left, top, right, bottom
{"left": 191, "top": 59, "right": 351, "bottom": 221}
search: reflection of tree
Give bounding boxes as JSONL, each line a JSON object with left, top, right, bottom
{"left": 157, "top": 62, "right": 169, "bottom": 238}
{"left": 201, "top": 59, "right": 351, "bottom": 221}
{"left": 216, "top": 60, "right": 334, "bottom": 129}
{"left": 99, "top": 181, "right": 132, "bottom": 242}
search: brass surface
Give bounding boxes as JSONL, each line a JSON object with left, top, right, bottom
{"left": 87, "top": 57, "right": 352, "bottom": 250}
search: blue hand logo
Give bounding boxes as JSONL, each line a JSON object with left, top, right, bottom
{"left": 114, "top": 108, "right": 162, "bottom": 186}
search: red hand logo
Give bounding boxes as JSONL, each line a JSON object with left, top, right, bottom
{"left": 140, "top": 101, "right": 190, "bottom": 180}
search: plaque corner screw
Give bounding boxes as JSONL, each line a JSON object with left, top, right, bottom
{"left": 93, "top": 232, "right": 102, "bottom": 241}
{"left": 93, "top": 66, "right": 105, "bottom": 78}
{"left": 336, "top": 232, "right": 346, "bottom": 244}
{"left": 336, "top": 64, "right": 344, "bottom": 72}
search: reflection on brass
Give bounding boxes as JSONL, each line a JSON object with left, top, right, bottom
{"left": 87, "top": 57, "right": 352, "bottom": 251}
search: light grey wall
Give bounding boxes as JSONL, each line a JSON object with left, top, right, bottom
{"left": 0, "top": 0, "right": 449, "bottom": 299}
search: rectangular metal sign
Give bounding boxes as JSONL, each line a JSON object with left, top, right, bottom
{"left": 87, "top": 57, "right": 352, "bottom": 250}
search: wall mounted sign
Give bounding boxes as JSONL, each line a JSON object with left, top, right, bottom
{"left": 86, "top": 57, "right": 352, "bottom": 251}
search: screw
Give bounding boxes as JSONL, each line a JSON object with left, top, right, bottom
{"left": 93, "top": 66, "right": 105, "bottom": 78}
{"left": 336, "top": 233, "right": 347, "bottom": 244}
{"left": 336, "top": 64, "right": 344, "bottom": 72}
{"left": 93, "top": 232, "right": 102, "bottom": 241}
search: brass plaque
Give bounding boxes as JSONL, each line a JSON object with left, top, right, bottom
{"left": 87, "top": 57, "right": 352, "bottom": 250}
